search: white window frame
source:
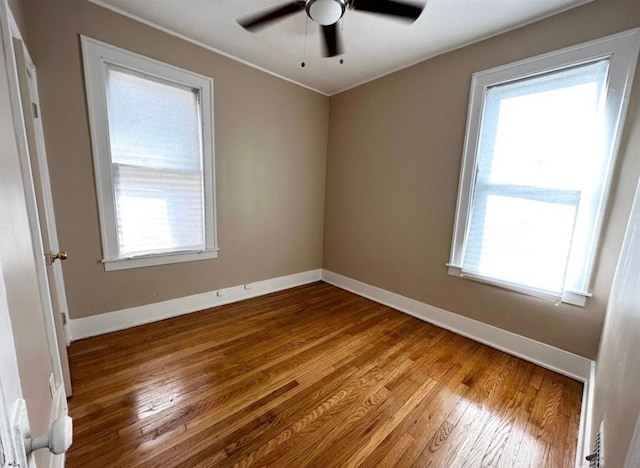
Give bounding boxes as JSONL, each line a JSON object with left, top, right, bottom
{"left": 81, "top": 36, "right": 217, "bottom": 271}
{"left": 448, "top": 28, "right": 640, "bottom": 306}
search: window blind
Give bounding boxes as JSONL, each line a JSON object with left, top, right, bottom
{"left": 461, "top": 59, "right": 610, "bottom": 295}
{"left": 105, "top": 65, "right": 206, "bottom": 257}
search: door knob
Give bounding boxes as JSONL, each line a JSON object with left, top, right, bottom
{"left": 25, "top": 415, "right": 73, "bottom": 455}
{"left": 45, "top": 251, "right": 68, "bottom": 265}
{"left": 53, "top": 251, "right": 68, "bottom": 261}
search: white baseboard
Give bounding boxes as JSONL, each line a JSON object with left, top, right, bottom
{"left": 68, "top": 269, "right": 322, "bottom": 341}
{"left": 575, "top": 361, "right": 596, "bottom": 468}
{"left": 321, "top": 269, "right": 592, "bottom": 382}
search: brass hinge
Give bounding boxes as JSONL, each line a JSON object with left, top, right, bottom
{"left": 32, "top": 102, "right": 38, "bottom": 118}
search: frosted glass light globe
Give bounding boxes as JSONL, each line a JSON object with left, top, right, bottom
{"left": 307, "top": 0, "right": 344, "bottom": 26}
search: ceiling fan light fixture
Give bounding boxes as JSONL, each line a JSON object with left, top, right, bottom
{"left": 306, "top": 0, "right": 345, "bottom": 26}
{"left": 238, "top": 0, "right": 426, "bottom": 59}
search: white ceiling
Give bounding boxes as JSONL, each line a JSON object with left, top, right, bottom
{"left": 91, "top": 0, "right": 590, "bottom": 95}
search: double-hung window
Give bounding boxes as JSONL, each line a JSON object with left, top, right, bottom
{"left": 82, "top": 37, "right": 217, "bottom": 271}
{"left": 449, "top": 29, "right": 640, "bottom": 306}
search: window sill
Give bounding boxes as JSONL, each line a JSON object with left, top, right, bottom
{"left": 446, "top": 264, "right": 590, "bottom": 307}
{"left": 103, "top": 249, "right": 219, "bottom": 271}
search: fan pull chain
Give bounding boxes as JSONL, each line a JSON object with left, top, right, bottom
{"left": 339, "top": 17, "right": 344, "bottom": 64}
{"left": 301, "top": 16, "right": 309, "bottom": 68}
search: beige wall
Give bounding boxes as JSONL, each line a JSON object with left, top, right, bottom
{"left": 591, "top": 114, "right": 640, "bottom": 467}
{"left": 0, "top": 1, "right": 53, "bottom": 445}
{"left": 323, "top": 0, "right": 640, "bottom": 359}
{"left": 21, "top": 0, "right": 329, "bottom": 319}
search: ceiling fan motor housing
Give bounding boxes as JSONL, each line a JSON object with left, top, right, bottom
{"left": 305, "top": 0, "right": 346, "bottom": 25}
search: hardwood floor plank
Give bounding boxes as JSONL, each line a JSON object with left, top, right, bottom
{"left": 378, "top": 432, "right": 416, "bottom": 467}
{"left": 363, "top": 343, "right": 493, "bottom": 467}
{"left": 459, "top": 361, "right": 537, "bottom": 467}
{"left": 493, "top": 385, "right": 539, "bottom": 468}
{"left": 231, "top": 366, "right": 390, "bottom": 467}
{"left": 201, "top": 326, "right": 418, "bottom": 466}
{"left": 254, "top": 358, "right": 414, "bottom": 467}
{"left": 410, "top": 352, "right": 515, "bottom": 467}
{"left": 66, "top": 282, "right": 582, "bottom": 467}
{"left": 140, "top": 319, "right": 418, "bottom": 466}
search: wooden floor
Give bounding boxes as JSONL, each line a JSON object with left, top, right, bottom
{"left": 66, "top": 282, "right": 582, "bottom": 467}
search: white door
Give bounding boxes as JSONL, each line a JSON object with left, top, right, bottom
{"left": 0, "top": 262, "right": 31, "bottom": 468}
{"left": 12, "top": 38, "right": 72, "bottom": 396}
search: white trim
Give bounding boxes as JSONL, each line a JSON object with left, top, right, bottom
{"left": 575, "top": 361, "right": 596, "bottom": 468}
{"left": 624, "top": 405, "right": 640, "bottom": 468}
{"left": 447, "top": 264, "right": 590, "bottom": 307}
{"left": 81, "top": 36, "right": 218, "bottom": 271}
{"left": 14, "top": 23, "right": 73, "bottom": 393}
{"left": 46, "top": 384, "right": 68, "bottom": 468}
{"left": 87, "top": 0, "right": 329, "bottom": 97}
{"left": 11, "top": 399, "right": 32, "bottom": 468}
{"left": 448, "top": 28, "right": 640, "bottom": 306}
{"left": 68, "top": 269, "right": 322, "bottom": 341}
{"left": 103, "top": 248, "right": 219, "bottom": 271}
{"left": 49, "top": 384, "right": 67, "bottom": 430}
{"left": 5, "top": 0, "right": 18, "bottom": 39}
{"left": 321, "top": 269, "right": 592, "bottom": 381}
{"left": 21, "top": 50, "right": 73, "bottom": 347}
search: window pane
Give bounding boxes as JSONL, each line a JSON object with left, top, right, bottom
{"left": 106, "top": 66, "right": 202, "bottom": 170}
{"left": 465, "top": 193, "right": 578, "bottom": 292}
{"left": 463, "top": 60, "right": 609, "bottom": 293}
{"left": 105, "top": 65, "right": 205, "bottom": 256}
{"left": 114, "top": 165, "right": 204, "bottom": 256}
{"left": 481, "top": 60, "right": 609, "bottom": 191}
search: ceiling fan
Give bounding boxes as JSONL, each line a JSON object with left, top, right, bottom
{"left": 238, "top": 0, "right": 425, "bottom": 58}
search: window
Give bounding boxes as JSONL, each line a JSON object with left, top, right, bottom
{"left": 449, "top": 29, "right": 640, "bottom": 306}
{"left": 81, "top": 37, "right": 217, "bottom": 271}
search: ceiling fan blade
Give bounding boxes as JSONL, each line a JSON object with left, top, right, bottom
{"left": 238, "top": 1, "right": 305, "bottom": 31}
{"left": 321, "top": 23, "right": 343, "bottom": 57}
{"left": 352, "top": 0, "right": 424, "bottom": 21}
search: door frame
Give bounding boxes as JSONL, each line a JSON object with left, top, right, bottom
{"left": 22, "top": 49, "right": 72, "bottom": 348}
{"left": 0, "top": 1, "right": 69, "bottom": 397}
{"left": 14, "top": 41, "right": 73, "bottom": 397}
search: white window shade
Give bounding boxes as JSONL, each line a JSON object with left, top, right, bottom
{"left": 113, "top": 165, "right": 204, "bottom": 256}
{"left": 106, "top": 67, "right": 206, "bottom": 257}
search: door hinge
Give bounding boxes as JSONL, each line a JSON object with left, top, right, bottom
{"left": 61, "top": 313, "right": 67, "bottom": 326}
{"left": 32, "top": 102, "right": 38, "bottom": 118}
